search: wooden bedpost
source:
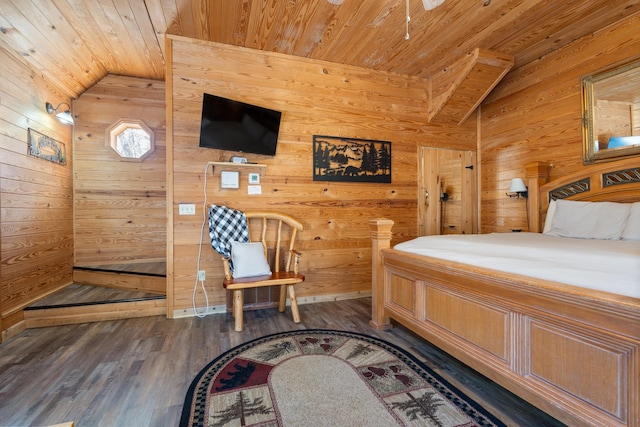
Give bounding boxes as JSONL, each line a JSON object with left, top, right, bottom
{"left": 369, "top": 218, "right": 394, "bottom": 330}
{"left": 525, "top": 162, "right": 551, "bottom": 232}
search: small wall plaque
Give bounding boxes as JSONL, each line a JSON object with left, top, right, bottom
{"left": 220, "top": 171, "right": 240, "bottom": 189}
{"left": 28, "top": 128, "right": 67, "bottom": 166}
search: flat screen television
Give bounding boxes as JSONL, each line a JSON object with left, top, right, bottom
{"left": 198, "top": 92, "right": 282, "bottom": 156}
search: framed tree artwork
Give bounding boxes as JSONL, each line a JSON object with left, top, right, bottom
{"left": 313, "top": 135, "right": 391, "bottom": 183}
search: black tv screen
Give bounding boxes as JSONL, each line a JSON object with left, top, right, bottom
{"left": 198, "top": 92, "right": 282, "bottom": 156}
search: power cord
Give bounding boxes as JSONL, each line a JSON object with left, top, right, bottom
{"left": 192, "top": 162, "right": 214, "bottom": 317}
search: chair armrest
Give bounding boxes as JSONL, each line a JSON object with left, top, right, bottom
{"left": 221, "top": 256, "right": 232, "bottom": 280}
{"left": 290, "top": 250, "right": 302, "bottom": 274}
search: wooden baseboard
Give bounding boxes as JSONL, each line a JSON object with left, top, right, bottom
{"left": 297, "top": 290, "right": 372, "bottom": 305}
{"left": 1, "top": 319, "right": 26, "bottom": 343}
{"left": 172, "top": 291, "right": 373, "bottom": 319}
{"left": 172, "top": 304, "right": 227, "bottom": 319}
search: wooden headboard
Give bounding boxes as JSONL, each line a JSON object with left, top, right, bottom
{"left": 526, "top": 157, "right": 640, "bottom": 233}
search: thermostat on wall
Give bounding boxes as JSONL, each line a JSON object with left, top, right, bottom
{"left": 248, "top": 173, "right": 260, "bottom": 184}
{"left": 220, "top": 171, "right": 240, "bottom": 189}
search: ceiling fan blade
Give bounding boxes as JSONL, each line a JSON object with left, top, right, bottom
{"left": 422, "top": 0, "right": 445, "bottom": 10}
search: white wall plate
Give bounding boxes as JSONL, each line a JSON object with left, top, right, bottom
{"left": 248, "top": 185, "right": 262, "bottom": 195}
{"left": 220, "top": 170, "right": 240, "bottom": 189}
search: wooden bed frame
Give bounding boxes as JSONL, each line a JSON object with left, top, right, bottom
{"left": 370, "top": 158, "right": 640, "bottom": 427}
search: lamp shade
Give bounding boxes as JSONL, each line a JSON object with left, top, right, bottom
{"left": 55, "top": 110, "right": 74, "bottom": 125}
{"left": 509, "top": 178, "right": 527, "bottom": 193}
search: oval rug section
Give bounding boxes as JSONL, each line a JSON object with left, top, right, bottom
{"left": 270, "top": 354, "right": 400, "bottom": 426}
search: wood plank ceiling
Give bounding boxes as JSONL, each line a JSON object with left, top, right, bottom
{"left": 0, "top": 0, "right": 638, "bottom": 99}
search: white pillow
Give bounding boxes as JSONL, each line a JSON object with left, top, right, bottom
{"left": 621, "top": 202, "right": 640, "bottom": 241}
{"left": 543, "top": 199, "right": 557, "bottom": 233}
{"left": 230, "top": 241, "right": 272, "bottom": 278}
{"left": 544, "top": 199, "right": 630, "bottom": 240}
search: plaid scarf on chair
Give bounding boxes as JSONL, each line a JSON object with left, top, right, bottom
{"left": 208, "top": 205, "right": 249, "bottom": 271}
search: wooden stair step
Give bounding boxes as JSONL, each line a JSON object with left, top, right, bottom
{"left": 73, "top": 267, "right": 165, "bottom": 294}
{"left": 24, "top": 297, "right": 166, "bottom": 328}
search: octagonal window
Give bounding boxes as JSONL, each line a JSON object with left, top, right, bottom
{"left": 107, "top": 119, "right": 155, "bottom": 161}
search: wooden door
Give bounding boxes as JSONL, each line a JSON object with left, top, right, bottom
{"left": 419, "top": 148, "right": 477, "bottom": 235}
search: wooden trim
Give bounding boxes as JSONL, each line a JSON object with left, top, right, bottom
{"left": 1, "top": 319, "right": 26, "bottom": 343}
{"left": 1, "top": 282, "right": 71, "bottom": 319}
{"left": 171, "top": 290, "right": 373, "bottom": 319}
{"left": 369, "top": 218, "right": 394, "bottom": 330}
{"left": 524, "top": 161, "right": 551, "bottom": 232}
{"left": 165, "top": 36, "right": 175, "bottom": 318}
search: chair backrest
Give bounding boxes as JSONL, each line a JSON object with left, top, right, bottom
{"left": 244, "top": 212, "right": 303, "bottom": 273}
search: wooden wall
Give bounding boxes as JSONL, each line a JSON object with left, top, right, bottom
{"left": 73, "top": 75, "right": 166, "bottom": 266}
{"left": 0, "top": 49, "right": 73, "bottom": 341}
{"left": 635, "top": 101, "right": 640, "bottom": 135}
{"left": 166, "top": 36, "right": 476, "bottom": 316}
{"left": 480, "top": 12, "right": 640, "bottom": 233}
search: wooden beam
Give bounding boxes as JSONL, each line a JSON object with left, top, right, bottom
{"left": 429, "top": 48, "right": 514, "bottom": 125}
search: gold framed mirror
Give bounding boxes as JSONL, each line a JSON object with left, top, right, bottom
{"left": 581, "top": 58, "right": 640, "bottom": 164}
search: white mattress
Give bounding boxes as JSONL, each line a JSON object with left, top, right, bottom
{"left": 393, "top": 233, "right": 640, "bottom": 299}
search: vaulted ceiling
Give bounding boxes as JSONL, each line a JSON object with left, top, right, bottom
{"left": 0, "top": 0, "right": 638, "bottom": 99}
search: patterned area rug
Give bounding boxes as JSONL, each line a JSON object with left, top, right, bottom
{"left": 180, "top": 329, "right": 506, "bottom": 427}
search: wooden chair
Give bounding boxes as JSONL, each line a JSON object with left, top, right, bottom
{"left": 220, "top": 211, "right": 304, "bottom": 331}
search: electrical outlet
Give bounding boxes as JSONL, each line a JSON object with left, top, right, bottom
{"left": 179, "top": 204, "right": 196, "bottom": 215}
{"left": 198, "top": 270, "right": 206, "bottom": 281}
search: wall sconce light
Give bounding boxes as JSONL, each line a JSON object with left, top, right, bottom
{"left": 46, "top": 102, "right": 74, "bottom": 125}
{"left": 507, "top": 178, "right": 528, "bottom": 198}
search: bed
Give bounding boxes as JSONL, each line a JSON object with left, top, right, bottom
{"left": 369, "top": 159, "right": 640, "bottom": 427}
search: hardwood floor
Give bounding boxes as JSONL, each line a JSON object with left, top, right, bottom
{"left": 0, "top": 298, "right": 565, "bottom": 427}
